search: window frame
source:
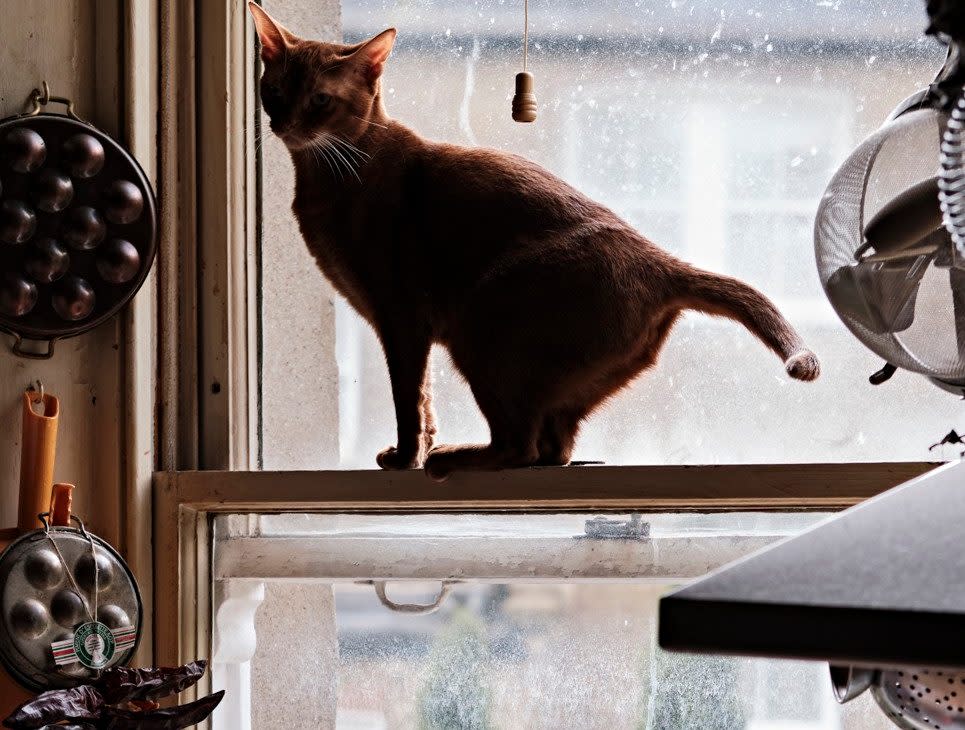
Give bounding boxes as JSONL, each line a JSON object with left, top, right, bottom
{"left": 151, "top": 462, "right": 934, "bottom": 704}
{"left": 150, "top": 0, "right": 943, "bottom": 713}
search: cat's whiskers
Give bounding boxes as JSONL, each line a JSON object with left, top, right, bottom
{"left": 330, "top": 137, "right": 368, "bottom": 169}
{"left": 318, "top": 140, "right": 345, "bottom": 182}
{"left": 309, "top": 131, "right": 365, "bottom": 184}
{"left": 314, "top": 133, "right": 348, "bottom": 181}
{"left": 352, "top": 114, "right": 389, "bottom": 130}
{"left": 307, "top": 136, "right": 339, "bottom": 181}
{"left": 312, "top": 145, "right": 331, "bottom": 179}
{"left": 254, "top": 127, "right": 276, "bottom": 155}
{"left": 326, "top": 137, "right": 362, "bottom": 184}
{"left": 334, "top": 136, "right": 370, "bottom": 161}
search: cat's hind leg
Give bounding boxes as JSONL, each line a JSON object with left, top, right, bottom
{"left": 534, "top": 309, "right": 683, "bottom": 467}
{"left": 535, "top": 408, "right": 583, "bottom": 466}
{"left": 424, "top": 387, "right": 543, "bottom": 481}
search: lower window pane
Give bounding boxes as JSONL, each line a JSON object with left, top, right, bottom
{"left": 211, "top": 513, "right": 894, "bottom": 728}
{"left": 330, "top": 581, "right": 888, "bottom": 730}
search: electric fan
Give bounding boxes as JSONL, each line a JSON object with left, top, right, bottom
{"left": 814, "top": 3, "right": 965, "bottom": 395}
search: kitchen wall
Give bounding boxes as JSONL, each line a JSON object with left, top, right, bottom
{"left": 0, "top": 0, "right": 126, "bottom": 558}
{"left": 0, "top": 0, "right": 144, "bottom": 712}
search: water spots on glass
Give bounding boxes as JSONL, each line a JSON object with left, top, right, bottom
{"left": 253, "top": 0, "right": 954, "bottom": 468}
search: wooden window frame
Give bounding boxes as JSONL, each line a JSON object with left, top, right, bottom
{"left": 151, "top": 461, "right": 934, "bottom": 705}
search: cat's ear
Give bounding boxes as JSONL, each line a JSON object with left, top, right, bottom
{"left": 356, "top": 28, "right": 397, "bottom": 81}
{"left": 248, "top": 2, "right": 291, "bottom": 63}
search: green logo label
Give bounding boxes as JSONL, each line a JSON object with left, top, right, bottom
{"left": 73, "top": 621, "right": 116, "bottom": 669}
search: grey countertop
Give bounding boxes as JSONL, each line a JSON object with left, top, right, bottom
{"left": 659, "top": 461, "right": 965, "bottom": 669}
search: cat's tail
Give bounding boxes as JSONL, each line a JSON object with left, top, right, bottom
{"left": 676, "top": 266, "right": 820, "bottom": 381}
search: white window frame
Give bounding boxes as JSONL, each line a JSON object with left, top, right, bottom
{"left": 146, "top": 0, "right": 941, "bottom": 718}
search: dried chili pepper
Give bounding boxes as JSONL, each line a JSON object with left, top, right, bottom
{"left": 3, "top": 686, "right": 104, "bottom": 729}
{"left": 96, "top": 660, "right": 207, "bottom": 704}
{"left": 99, "top": 690, "right": 224, "bottom": 730}
{"left": 4, "top": 660, "right": 220, "bottom": 730}
{"left": 126, "top": 700, "right": 161, "bottom": 712}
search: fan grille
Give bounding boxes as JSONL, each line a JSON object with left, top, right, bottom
{"left": 815, "top": 108, "right": 965, "bottom": 382}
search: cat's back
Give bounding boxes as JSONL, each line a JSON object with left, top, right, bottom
{"left": 418, "top": 140, "right": 609, "bottom": 228}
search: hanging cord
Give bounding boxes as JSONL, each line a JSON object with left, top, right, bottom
{"left": 523, "top": 0, "right": 529, "bottom": 72}
{"left": 511, "top": 0, "right": 537, "bottom": 122}
{"left": 42, "top": 514, "right": 99, "bottom": 625}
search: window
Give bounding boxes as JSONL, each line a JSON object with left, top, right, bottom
{"left": 212, "top": 512, "right": 895, "bottom": 729}
{"left": 154, "top": 465, "right": 931, "bottom": 729}
{"left": 151, "top": 1, "right": 945, "bottom": 728}
{"left": 256, "top": 0, "right": 952, "bottom": 470}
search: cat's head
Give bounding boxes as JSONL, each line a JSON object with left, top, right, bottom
{"left": 248, "top": 3, "right": 395, "bottom": 150}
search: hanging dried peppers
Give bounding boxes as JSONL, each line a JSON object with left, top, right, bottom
{"left": 97, "top": 661, "right": 208, "bottom": 704}
{"left": 2, "top": 687, "right": 103, "bottom": 729}
{"left": 3, "top": 660, "right": 223, "bottom": 730}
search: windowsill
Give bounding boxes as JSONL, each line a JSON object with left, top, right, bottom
{"left": 156, "top": 462, "right": 939, "bottom": 514}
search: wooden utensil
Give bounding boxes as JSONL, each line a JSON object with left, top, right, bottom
{"left": 17, "top": 387, "right": 59, "bottom": 533}
{"left": 0, "top": 384, "right": 60, "bottom": 714}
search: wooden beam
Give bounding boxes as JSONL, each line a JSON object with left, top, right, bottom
{"left": 160, "top": 462, "right": 938, "bottom": 514}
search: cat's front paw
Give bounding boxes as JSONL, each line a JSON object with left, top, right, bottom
{"left": 376, "top": 445, "right": 423, "bottom": 470}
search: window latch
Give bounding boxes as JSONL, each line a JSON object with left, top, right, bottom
{"left": 582, "top": 514, "right": 650, "bottom": 540}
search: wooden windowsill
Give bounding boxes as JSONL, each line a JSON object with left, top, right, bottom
{"left": 151, "top": 461, "right": 940, "bottom": 703}
{"left": 156, "top": 461, "right": 939, "bottom": 514}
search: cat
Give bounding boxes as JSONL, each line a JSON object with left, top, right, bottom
{"left": 248, "top": 3, "right": 820, "bottom": 480}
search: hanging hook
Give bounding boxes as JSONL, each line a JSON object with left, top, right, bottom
{"left": 27, "top": 379, "right": 45, "bottom": 406}
{"left": 26, "top": 81, "right": 50, "bottom": 116}
{"left": 24, "top": 81, "right": 83, "bottom": 122}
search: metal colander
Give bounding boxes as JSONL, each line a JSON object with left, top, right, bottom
{"left": 814, "top": 105, "right": 965, "bottom": 391}
{"left": 833, "top": 664, "right": 965, "bottom": 730}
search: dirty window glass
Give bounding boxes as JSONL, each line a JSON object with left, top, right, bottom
{"left": 213, "top": 512, "right": 894, "bottom": 729}
{"left": 257, "top": 0, "right": 952, "bottom": 469}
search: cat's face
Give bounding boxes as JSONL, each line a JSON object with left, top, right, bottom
{"left": 249, "top": 3, "right": 395, "bottom": 150}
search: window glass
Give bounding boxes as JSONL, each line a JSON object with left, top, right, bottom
{"left": 213, "top": 512, "right": 892, "bottom": 728}
{"left": 258, "top": 0, "right": 952, "bottom": 469}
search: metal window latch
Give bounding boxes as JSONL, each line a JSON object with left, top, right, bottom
{"left": 582, "top": 514, "right": 650, "bottom": 540}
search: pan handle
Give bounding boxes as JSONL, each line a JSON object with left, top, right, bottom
{"left": 10, "top": 332, "right": 57, "bottom": 360}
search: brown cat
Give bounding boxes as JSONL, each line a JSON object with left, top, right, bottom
{"left": 249, "top": 4, "right": 820, "bottom": 480}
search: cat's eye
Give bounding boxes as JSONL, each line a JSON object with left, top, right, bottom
{"left": 310, "top": 92, "right": 332, "bottom": 111}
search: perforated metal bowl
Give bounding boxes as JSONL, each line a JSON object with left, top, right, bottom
{"left": 0, "top": 522, "right": 141, "bottom": 692}
{"left": 0, "top": 85, "right": 157, "bottom": 358}
{"left": 833, "top": 664, "right": 965, "bottom": 729}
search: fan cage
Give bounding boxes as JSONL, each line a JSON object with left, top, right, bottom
{"left": 815, "top": 107, "right": 965, "bottom": 383}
